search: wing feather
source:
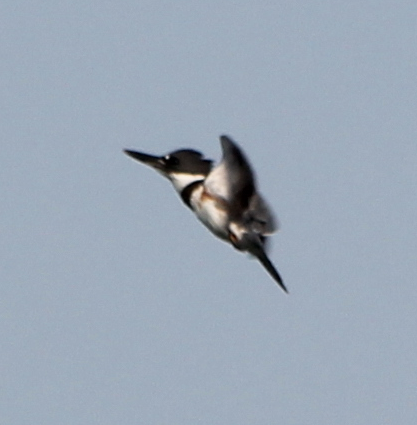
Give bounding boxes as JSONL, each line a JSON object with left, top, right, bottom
{"left": 205, "top": 135, "right": 255, "bottom": 216}
{"left": 245, "top": 193, "right": 279, "bottom": 235}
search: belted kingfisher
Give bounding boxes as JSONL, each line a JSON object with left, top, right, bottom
{"left": 124, "top": 135, "right": 287, "bottom": 293}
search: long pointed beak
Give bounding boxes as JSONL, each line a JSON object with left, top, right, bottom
{"left": 124, "top": 149, "right": 164, "bottom": 171}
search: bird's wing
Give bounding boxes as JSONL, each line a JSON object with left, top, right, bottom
{"left": 204, "top": 135, "right": 256, "bottom": 216}
{"left": 205, "top": 136, "right": 278, "bottom": 234}
{"left": 244, "top": 193, "right": 279, "bottom": 235}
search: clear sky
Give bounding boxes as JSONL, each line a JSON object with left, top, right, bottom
{"left": 1, "top": 1, "right": 417, "bottom": 424}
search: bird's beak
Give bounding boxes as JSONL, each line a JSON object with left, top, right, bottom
{"left": 124, "top": 150, "right": 165, "bottom": 171}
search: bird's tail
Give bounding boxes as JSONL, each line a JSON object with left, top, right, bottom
{"left": 242, "top": 233, "right": 288, "bottom": 293}
{"left": 255, "top": 248, "right": 288, "bottom": 293}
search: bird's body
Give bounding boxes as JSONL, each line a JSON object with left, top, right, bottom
{"left": 124, "top": 135, "right": 287, "bottom": 293}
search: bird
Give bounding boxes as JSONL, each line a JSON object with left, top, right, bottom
{"left": 124, "top": 135, "right": 288, "bottom": 293}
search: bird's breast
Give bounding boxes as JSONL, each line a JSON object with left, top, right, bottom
{"left": 190, "top": 186, "right": 230, "bottom": 241}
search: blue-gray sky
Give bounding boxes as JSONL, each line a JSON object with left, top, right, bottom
{"left": 2, "top": 1, "right": 417, "bottom": 424}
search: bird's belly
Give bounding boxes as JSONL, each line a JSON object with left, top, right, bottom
{"left": 190, "top": 190, "right": 229, "bottom": 241}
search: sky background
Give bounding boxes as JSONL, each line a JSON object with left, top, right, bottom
{"left": 1, "top": 1, "right": 417, "bottom": 424}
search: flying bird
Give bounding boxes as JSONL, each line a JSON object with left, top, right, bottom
{"left": 124, "top": 135, "right": 287, "bottom": 293}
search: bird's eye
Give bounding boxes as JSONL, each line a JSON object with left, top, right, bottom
{"left": 164, "top": 155, "right": 179, "bottom": 166}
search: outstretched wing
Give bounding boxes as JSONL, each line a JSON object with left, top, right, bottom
{"left": 204, "top": 135, "right": 256, "bottom": 217}
{"left": 205, "top": 135, "right": 278, "bottom": 235}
